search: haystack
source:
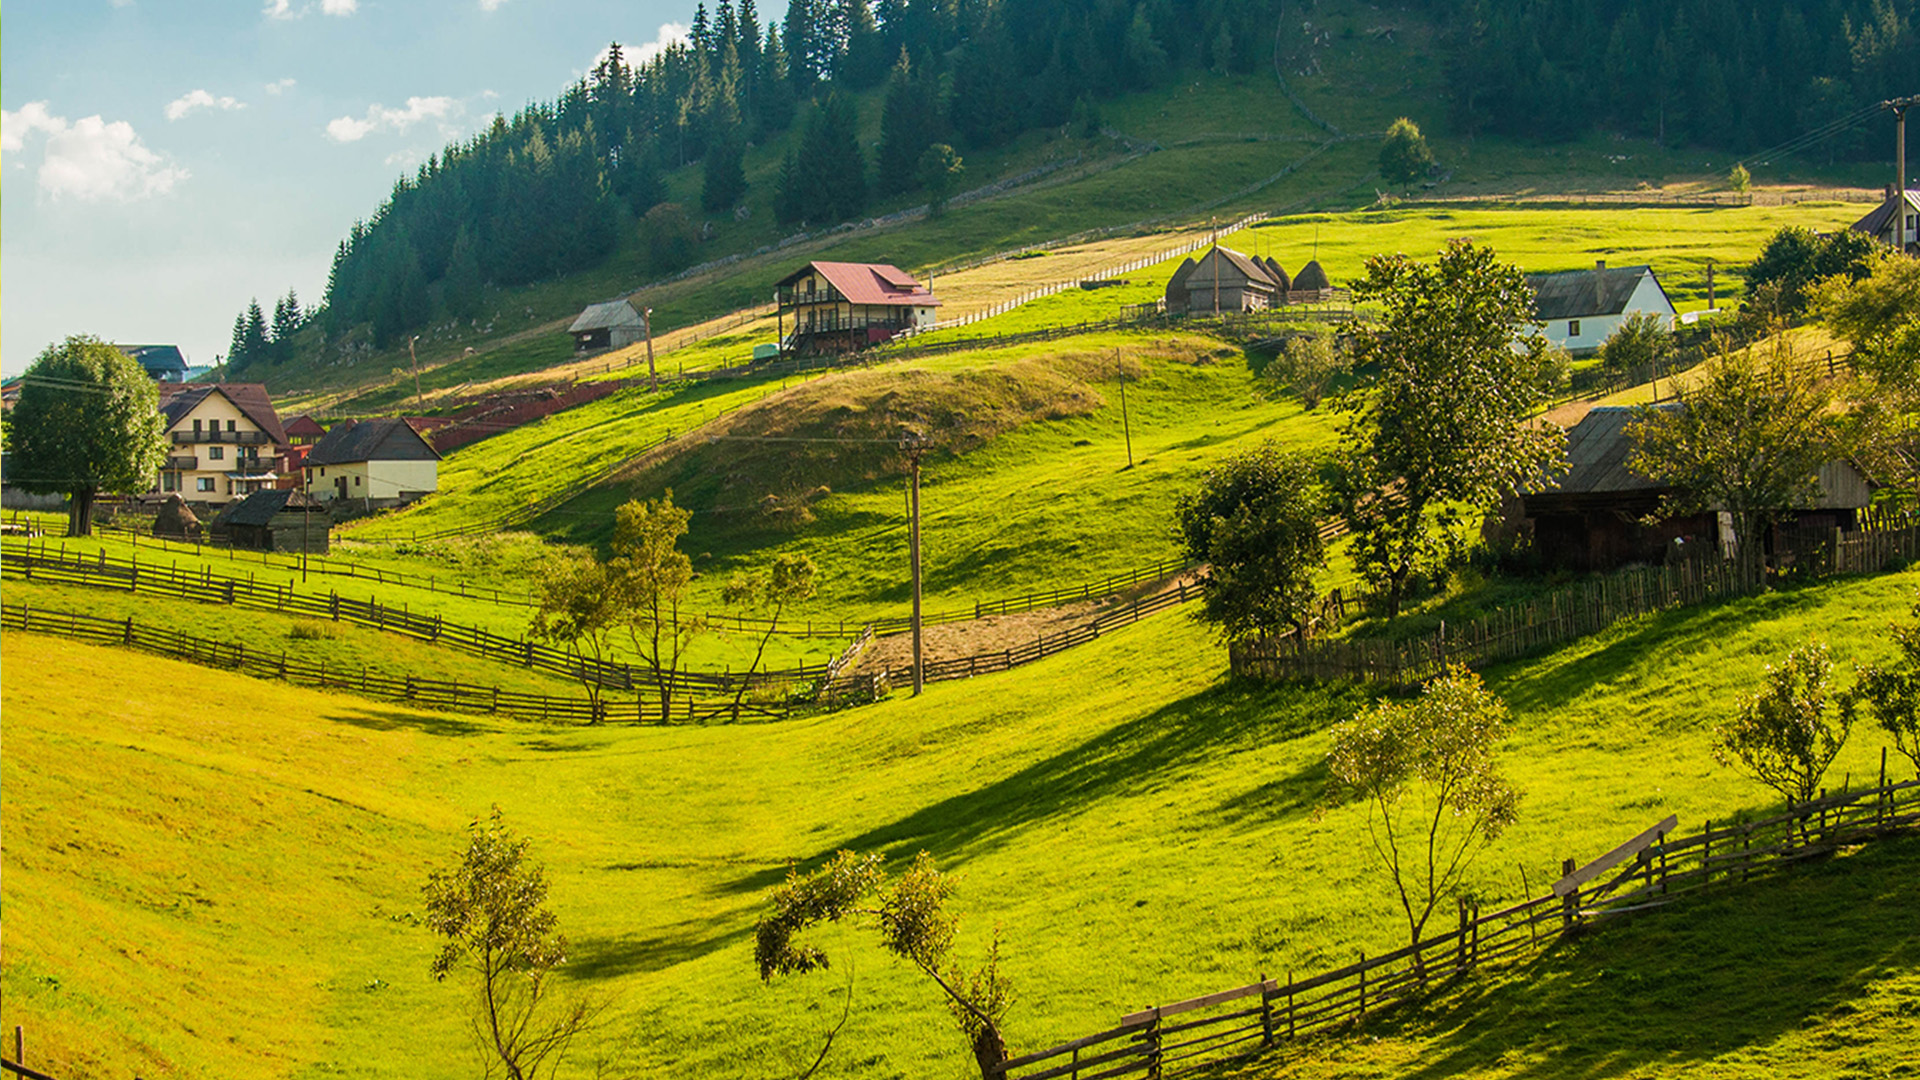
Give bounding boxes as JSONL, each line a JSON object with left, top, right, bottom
{"left": 152, "top": 494, "right": 201, "bottom": 541}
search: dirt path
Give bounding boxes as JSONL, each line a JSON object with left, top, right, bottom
{"left": 849, "top": 574, "right": 1197, "bottom": 675}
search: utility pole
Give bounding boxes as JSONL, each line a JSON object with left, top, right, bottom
{"left": 643, "top": 307, "right": 658, "bottom": 390}
{"left": 902, "top": 435, "right": 927, "bottom": 696}
{"left": 1883, "top": 96, "right": 1920, "bottom": 251}
{"left": 408, "top": 335, "right": 424, "bottom": 411}
{"left": 774, "top": 289, "right": 784, "bottom": 359}
{"left": 1117, "top": 350, "right": 1134, "bottom": 469}
{"left": 1705, "top": 258, "right": 1715, "bottom": 313}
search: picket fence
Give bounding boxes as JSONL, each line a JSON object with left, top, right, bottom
{"left": 991, "top": 773, "right": 1920, "bottom": 1079}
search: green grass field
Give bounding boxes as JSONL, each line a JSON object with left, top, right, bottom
{"left": 8, "top": 565, "right": 1917, "bottom": 1079}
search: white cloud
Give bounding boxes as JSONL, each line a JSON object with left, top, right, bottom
{"left": 264, "top": 0, "right": 353, "bottom": 19}
{"left": 479, "top": 0, "right": 509, "bottom": 9}
{"left": 264, "top": 78, "right": 297, "bottom": 95}
{"left": 165, "top": 89, "right": 245, "bottom": 122}
{"left": 325, "top": 96, "right": 459, "bottom": 143}
{"left": 3, "top": 101, "right": 64, "bottom": 152}
{"left": 591, "top": 23, "right": 689, "bottom": 74}
{"left": 31, "top": 112, "right": 187, "bottom": 201}
{"left": 5, "top": 103, "right": 187, "bottom": 200}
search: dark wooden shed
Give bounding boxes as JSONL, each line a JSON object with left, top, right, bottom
{"left": 212, "top": 489, "right": 331, "bottom": 554}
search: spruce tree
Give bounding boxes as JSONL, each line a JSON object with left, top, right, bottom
{"left": 876, "top": 49, "right": 940, "bottom": 196}
{"left": 702, "top": 132, "right": 748, "bottom": 211}
{"left": 271, "top": 290, "right": 302, "bottom": 365}
{"left": 242, "top": 299, "right": 270, "bottom": 367}
{"left": 443, "top": 224, "right": 485, "bottom": 320}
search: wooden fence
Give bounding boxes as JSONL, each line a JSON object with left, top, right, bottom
{"left": 0, "top": 604, "right": 785, "bottom": 725}
{"left": 992, "top": 774, "right": 1920, "bottom": 1079}
{"left": 1235, "top": 518, "right": 1920, "bottom": 687}
{"left": 1, "top": 541, "right": 830, "bottom": 699}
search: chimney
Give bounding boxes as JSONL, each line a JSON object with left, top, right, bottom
{"left": 1595, "top": 259, "right": 1607, "bottom": 271}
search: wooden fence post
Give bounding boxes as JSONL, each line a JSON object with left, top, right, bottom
{"left": 1560, "top": 857, "right": 1579, "bottom": 929}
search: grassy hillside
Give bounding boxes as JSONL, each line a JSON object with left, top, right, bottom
{"left": 8, "top": 566, "right": 1917, "bottom": 1079}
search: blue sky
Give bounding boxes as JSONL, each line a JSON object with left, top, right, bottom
{"left": 2, "top": 0, "right": 723, "bottom": 377}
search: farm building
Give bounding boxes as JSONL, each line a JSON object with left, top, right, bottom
{"left": 1166, "top": 246, "right": 1280, "bottom": 313}
{"left": 210, "top": 489, "right": 330, "bottom": 554}
{"left": 568, "top": 298, "right": 649, "bottom": 353}
{"left": 1850, "top": 187, "right": 1920, "bottom": 252}
{"left": 1524, "top": 262, "right": 1675, "bottom": 356}
{"left": 154, "top": 383, "right": 290, "bottom": 507}
{"left": 118, "top": 344, "right": 190, "bottom": 382}
{"left": 1517, "top": 406, "right": 1872, "bottom": 571}
{"left": 774, "top": 261, "right": 940, "bottom": 355}
{"left": 304, "top": 417, "right": 440, "bottom": 505}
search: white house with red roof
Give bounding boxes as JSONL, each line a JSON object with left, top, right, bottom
{"left": 774, "top": 260, "right": 941, "bottom": 355}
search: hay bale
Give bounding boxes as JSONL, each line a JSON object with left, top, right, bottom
{"left": 152, "top": 494, "right": 201, "bottom": 541}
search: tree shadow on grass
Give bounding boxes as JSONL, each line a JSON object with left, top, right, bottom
{"left": 564, "top": 922, "right": 751, "bottom": 982}
{"left": 715, "top": 677, "right": 1367, "bottom": 898}
{"left": 1363, "top": 834, "right": 1920, "bottom": 1080}
{"left": 1488, "top": 584, "right": 1835, "bottom": 719}
{"left": 323, "top": 706, "right": 492, "bottom": 738}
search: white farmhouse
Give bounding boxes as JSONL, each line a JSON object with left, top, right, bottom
{"left": 303, "top": 417, "right": 440, "bottom": 504}
{"left": 1524, "top": 262, "right": 1676, "bottom": 357}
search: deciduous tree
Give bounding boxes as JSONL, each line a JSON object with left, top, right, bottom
{"left": 612, "top": 492, "right": 704, "bottom": 719}
{"left": 1260, "top": 333, "right": 1348, "bottom": 409}
{"left": 1174, "top": 444, "right": 1328, "bottom": 643}
{"left": 1716, "top": 641, "right": 1852, "bottom": 803}
{"left": 1851, "top": 597, "right": 1920, "bottom": 777}
{"left": 1379, "top": 117, "right": 1435, "bottom": 187}
{"left": 722, "top": 552, "right": 818, "bottom": 715}
{"left": 1627, "top": 336, "right": 1839, "bottom": 583}
{"left": 1599, "top": 310, "right": 1674, "bottom": 387}
{"left": 1325, "top": 665, "right": 1521, "bottom": 970}
{"left": 756, "top": 850, "right": 1013, "bottom": 1078}
{"left": 423, "top": 808, "right": 591, "bottom": 1080}
{"left": 1336, "top": 239, "right": 1564, "bottom": 615}
{"left": 529, "top": 551, "right": 622, "bottom": 719}
{"left": 1814, "top": 249, "right": 1920, "bottom": 498}
{"left": 4, "top": 335, "right": 169, "bottom": 537}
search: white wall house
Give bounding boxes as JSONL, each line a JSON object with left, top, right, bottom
{"left": 303, "top": 417, "right": 440, "bottom": 503}
{"left": 154, "top": 383, "right": 289, "bottom": 506}
{"left": 1525, "top": 263, "right": 1677, "bottom": 356}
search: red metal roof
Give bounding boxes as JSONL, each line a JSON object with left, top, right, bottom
{"left": 778, "top": 261, "right": 942, "bottom": 307}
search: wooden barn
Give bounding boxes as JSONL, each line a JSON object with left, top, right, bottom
{"left": 568, "top": 298, "right": 648, "bottom": 353}
{"left": 1165, "top": 246, "right": 1281, "bottom": 313}
{"left": 211, "top": 489, "right": 331, "bottom": 554}
{"left": 1519, "top": 406, "right": 1872, "bottom": 571}
{"left": 774, "top": 261, "right": 941, "bottom": 355}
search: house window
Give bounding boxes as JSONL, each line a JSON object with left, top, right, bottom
{"left": 193, "top": 418, "right": 203, "bottom": 434}
{"left": 354, "top": 475, "right": 361, "bottom": 487}
{"left": 1569, "top": 319, "right": 1581, "bottom": 336}
{"left": 209, "top": 446, "right": 224, "bottom": 461}
{"left": 196, "top": 477, "right": 215, "bottom": 492}
{"left": 227, "top": 419, "right": 236, "bottom": 432}
{"left": 161, "top": 472, "right": 179, "bottom": 492}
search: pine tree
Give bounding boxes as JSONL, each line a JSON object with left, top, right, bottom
{"left": 242, "top": 299, "right": 270, "bottom": 367}
{"left": 444, "top": 224, "right": 485, "bottom": 320}
{"left": 773, "top": 147, "right": 805, "bottom": 225}
{"left": 702, "top": 132, "right": 748, "bottom": 211}
{"left": 839, "top": 0, "right": 887, "bottom": 89}
{"left": 271, "top": 290, "right": 302, "bottom": 365}
{"left": 876, "top": 49, "right": 941, "bottom": 195}
{"left": 784, "top": 0, "right": 819, "bottom": 88}
{"left": 228, "top": 310, "right": 253, "bottom": 374}
{"left": 755, "top": 24, "right": 797, "bottom": 136}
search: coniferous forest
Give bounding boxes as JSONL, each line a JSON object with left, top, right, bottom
{"left": 227, "top": 0, "right": 1918, "bottom": 371}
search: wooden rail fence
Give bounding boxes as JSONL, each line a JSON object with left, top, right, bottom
{"left": 1, "top": 541, "right": 830, "bottom": 699}
{"left": 992, "top": 774, "right": 1920, "bottom": 1079}
{"left": 0, "top": 603, "right": 784, "bottom": 725}
{"left": 1234, "top": 519, "right": 1920, "bottom": 687}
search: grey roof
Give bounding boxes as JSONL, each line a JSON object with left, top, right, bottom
{"left": 307, "top": 417, "right": 441, "bottom": 466}
{"left": 120, "top": 344, "right": 188, "bottom": 375}
{"left": 1195, "top": 246, "right": 1277, "bottom": 288}
{"left": 1292, "top": 260, "right": 1331, "bottom": 292}
{"left": 212, "top": 489, "right": 326, "bottom": 527}
{"left": 1525, "top": 265, "right": 1661, "bottom": 321}
{"left": 569, "top": 298, "right": 646, "bottom": 334}
{"left": 1851, "top": 189, "right": 1920, "bottom": 238}
{"left": 1538, "top": 406, "right": 1673, "bottom": 496}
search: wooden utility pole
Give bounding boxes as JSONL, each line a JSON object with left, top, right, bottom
{"left": 903, "top": 437, "right": 927, "bottom": 695}
{"left": 643, "top": 306, "right": 658, "bottom": 389}
{"left": 774, "top": 289, "right": 784, "bottom": 359}
{"left": 1893, "top": 97, "right": 1914, "bottom": 252}
{"left": 408, "top": 335, "right": 424, "bottom": 411}
{"left": 1705, "top": 258, "right": 1715, "bottom": 312}
{"left": 1117, "top": 351, "right": 1134, "bottom": 469}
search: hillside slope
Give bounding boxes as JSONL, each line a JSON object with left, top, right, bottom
{"left": 8, "top": 567, "right": 1918, "bottom": 1079}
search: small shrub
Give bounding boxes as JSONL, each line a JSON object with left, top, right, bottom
{"left": 1715, "top": 641, "right": 1852, "bottom": 803}
{"left": 289, "top": 621, "right": 336, "bottom": 641}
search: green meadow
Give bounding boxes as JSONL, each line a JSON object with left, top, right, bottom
{"left": 7, "top": 565, "right": 1917, "bottom": 1079}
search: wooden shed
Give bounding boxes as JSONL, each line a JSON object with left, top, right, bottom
{"left": 212, "top": 489, "right": 331, "bottom": 554}
{"left": 1169, "top": 246, "right": 1280, "bottom": 313}
{"left": 1519, "top": 406, "right": 1872, "bottom": 571}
